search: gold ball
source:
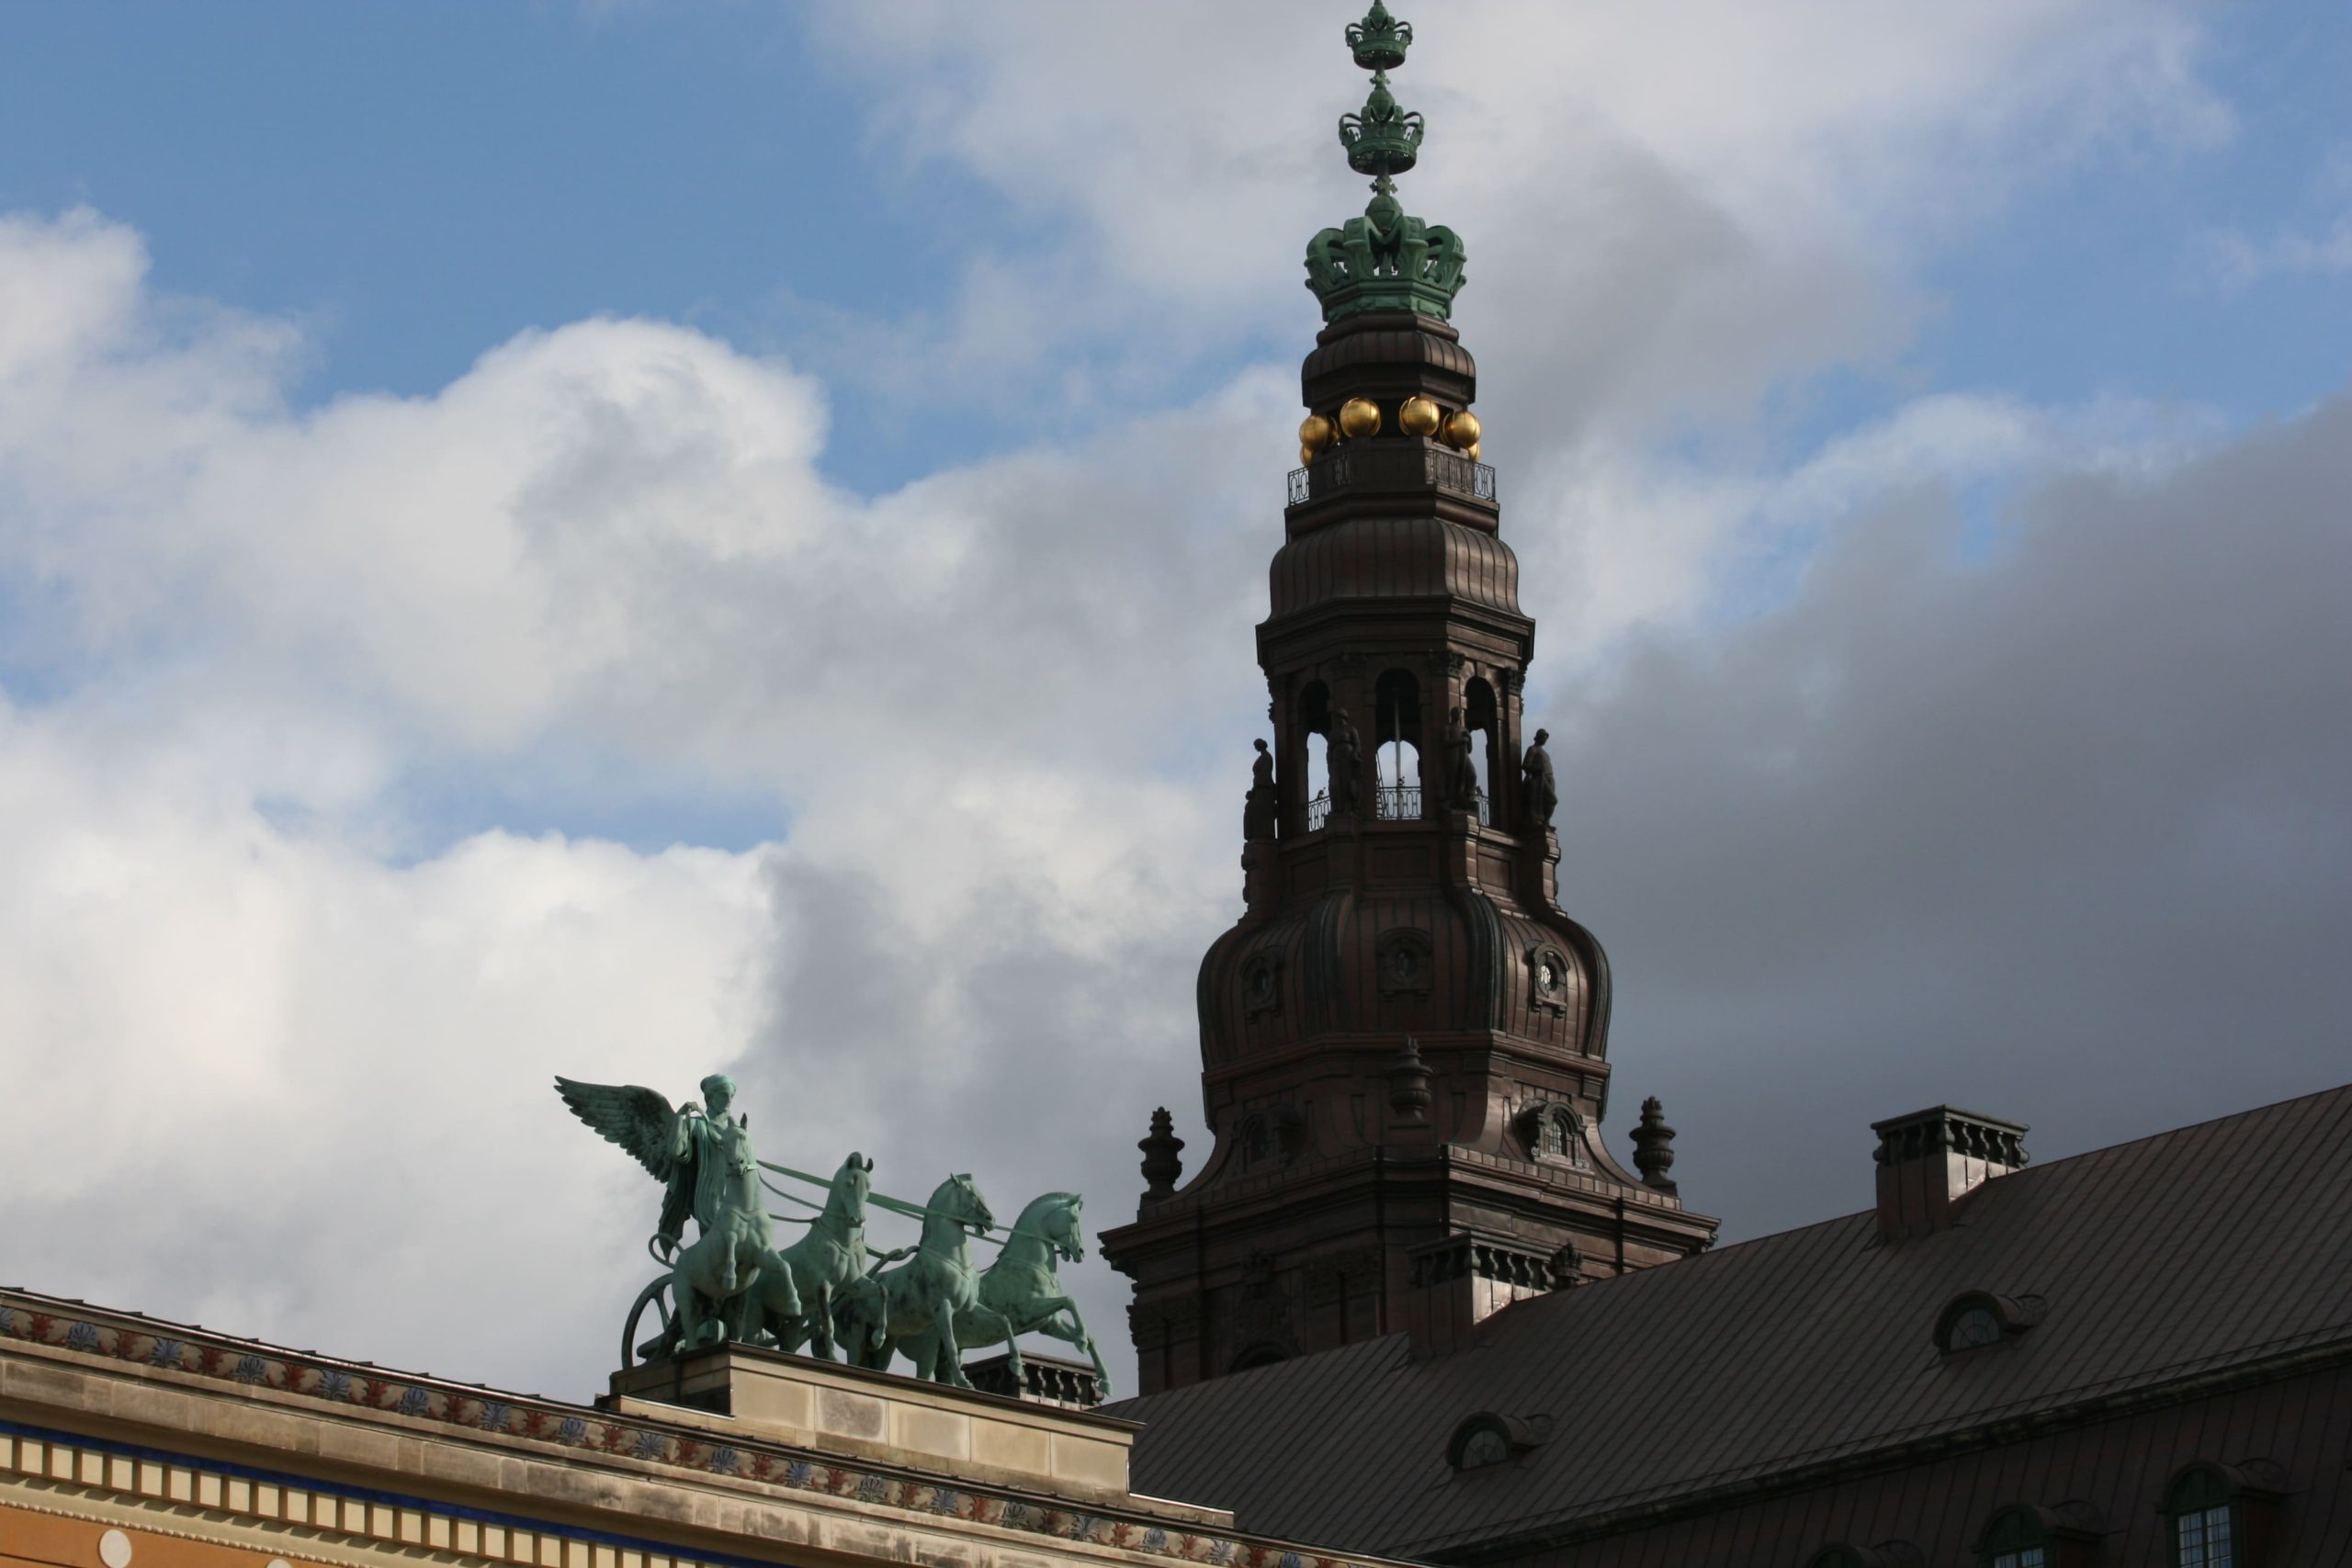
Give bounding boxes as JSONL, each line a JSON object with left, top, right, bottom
{"left": 1338, "top": 397, "right": 1382, "bottom": 439}
{"left": 1442, "top": 410, "right": 1482, "bottom": 449}
{"left": 1465, "top": 441, "right": 1481, "bottom": 462}
{"left": 1398, "top": 395, "right": 1442, "bottom": 437}
{"left": 1300, "top": 444, "right": 1317, "bottom": 467}
{"left": 1299, "top": 413, "right": 1336, "bottom": 450}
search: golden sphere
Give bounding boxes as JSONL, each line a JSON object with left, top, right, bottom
{"left": 1398, "top": 395, "right": 1442, "bottom": 437}
{"left": 1298, "top": 413, "right": 1336, "bottom": 450}
{"left": 1299, "top": 444, "right": 1317, "bottom": 467}
{"left": 1465, "top": 442, "right": 1481, "bottom": 463}
{"left": 1442, "top": 410, "right": 1482, "bottom": 449}
{"left": 1338, "top": 397, "right": 1382, "bottom": 439}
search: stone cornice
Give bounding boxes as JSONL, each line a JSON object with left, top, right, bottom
{"left": 0, "top": 1291, "right": 1405, "bottom": 1568}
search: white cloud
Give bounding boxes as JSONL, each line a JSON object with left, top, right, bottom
{"left": 805, "top": 1, "right": 2226, "bottom": 429}
{"left": 0, "top": 0, "right": 2331, "bottom": 1410}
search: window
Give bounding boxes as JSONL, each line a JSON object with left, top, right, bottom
{"left": 1445, "top": 1413, "right": 1545, "bottom": 1473}
{"left": 1975, "top": 1503, "right": 2095, "bottom": 1568}
{"left": 2166, "top": 1463, "right": 2278, "bottom": 1568}
{"left": 1455, "top": 1426, "right": 1510, "bottom": 1469}
{"left": 1949, "top": 1303, "right": 2004, "bottom": 1348}
{"left": 1806, "top": 1548, "right": 1916, "bottom": 1568}
{"left": 1976, "top": 1506, "right": 2051, "bottom": 1568}
{"left": 1935, "top": 1291, "right": 2041, "bottom": 1353}
{"left": 2176, "top": 1505, "right": 2233, "bottom": 1568}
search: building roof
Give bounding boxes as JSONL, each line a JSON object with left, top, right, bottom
{"left": 1108, "top": 1083, "right": 2352, "bottom": 1559}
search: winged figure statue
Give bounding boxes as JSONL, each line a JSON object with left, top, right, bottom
{"left": 555, "top": 1073, "right": 803, "bottom": 1357}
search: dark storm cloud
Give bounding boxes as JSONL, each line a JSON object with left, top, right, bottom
{"left": 1548, "top": 400, "right": 2352, "bottom": 1237}
{"left": 741, "top": 396, "right": 2352, "bottom": 1396}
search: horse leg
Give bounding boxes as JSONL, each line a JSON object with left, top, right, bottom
{"left": 806, "top": 1284, "right": 833, "bottom": 1360}
{"left": 673, "top": 1272, "right": 708, "bottom": 1351}
{"left": 967, "top": 1305, "right": 1022, "bottom": 1382}
{"left": 931, "top": 1295, "right": 972, "bottom": 1388}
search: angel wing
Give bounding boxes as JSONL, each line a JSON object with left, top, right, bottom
{"left": 555, "top": 1077, "right": 696, "bottom": 1247}
{"left": 553, "top": 1077, "right": 678, "bottom": 1180}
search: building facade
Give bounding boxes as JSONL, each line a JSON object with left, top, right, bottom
{"left": 0, "top": 1291, "right": 1406, "bottom": 1568}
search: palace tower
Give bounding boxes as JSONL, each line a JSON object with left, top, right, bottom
{"left": 1099, "top": 4, "right": 1718, "bottom": 1395}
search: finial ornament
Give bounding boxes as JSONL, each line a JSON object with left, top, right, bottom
{"left": 1388, "top": 1035, "right": 1433, "bottom": 1123}
{"left": 1305, "top": 3, "right": 1467, "bottom": 323}
{"left": 1140, "top": 1107, "right": 1186, "bottom": 1200}
{"left": 1631, "top": 1096, "right": 1679, "bottom": 1196}
{"left": 1346, "top": 0, "right": 1411, "bottom": 71}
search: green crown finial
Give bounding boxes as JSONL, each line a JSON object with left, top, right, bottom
{"left": 1304, "top": 3, "right": 1466, "bottom": 322}
{"left": 1340, "top": 71, "right": 1423, "bottom": 182}
{"left": 1346, "top": 0, "right": 1411, "bottom": 71}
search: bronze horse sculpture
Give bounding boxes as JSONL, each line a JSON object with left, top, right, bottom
{"left": 836, "top": 1174, "right": 1021, "bottom": 1390}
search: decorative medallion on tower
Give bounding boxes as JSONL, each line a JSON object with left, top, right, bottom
{"left": 1101, "top": 4, "right": 1719, "bottom": 1396}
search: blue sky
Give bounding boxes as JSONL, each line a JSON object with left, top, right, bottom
{"left": 1, "top": 2, "right": 2347, "bottom": 1401}
{"left": 10, "top": 2, "right": 2343, "bottom": 502}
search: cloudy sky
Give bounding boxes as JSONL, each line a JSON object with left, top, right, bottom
{"left": 1, "top": 2, "right": 2346, "bottom": 1402}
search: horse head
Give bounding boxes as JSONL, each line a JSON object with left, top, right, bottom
{"left": 1014, "top": 1191, "right": 1087, "bottom": 1263}
{"left": 930, "top": 1173, "right": 994, "bottom": 1235}
{"left": 828, "top": 1151, "right": 874, "bottom": 1224}
{"left": 1050, "top": 1193, "right": 1085, "bottom": 1263}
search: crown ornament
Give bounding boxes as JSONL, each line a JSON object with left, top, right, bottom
{"left": 1304, "top": 2, "right": 1466, "bottom": 323}
{"left": 1345, "top": 0, "right": 1412, "bottom": 71}
{"left": 1340, "top": 73, "right": 1423, "bottom": 181}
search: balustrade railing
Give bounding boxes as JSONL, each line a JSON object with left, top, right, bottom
{"left": 1286, "top": 445, "right": 1497, "bottom": 509}
{"left": 1298, "top": 785, "right": 1489, "bottom": 832}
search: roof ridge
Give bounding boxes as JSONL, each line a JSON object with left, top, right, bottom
{"left": 1589, "top": 1077, "right": 2352, "bottom": 1269}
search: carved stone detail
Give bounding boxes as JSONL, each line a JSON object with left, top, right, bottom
{"left": 1377, "top": 927, "right": 1435, "bottom": 995}
{"left": 1240, "top": 950, "right": 1283, "bottom": 1017}
{"left": 1526, "top": 943, "right": 1570, "bottom": 1015}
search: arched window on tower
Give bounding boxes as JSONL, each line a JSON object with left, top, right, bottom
{"left": 1374, "top": 669, "right": 1423, "bottom": 819}
{"left": 1464, "top": 677, "right": 1498, "bottom": 826}
{"left": 1300, "top": 682, "right": 1332, "bottom": 831}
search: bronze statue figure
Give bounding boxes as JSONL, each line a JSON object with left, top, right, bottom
{"left": 1521, "top": 726, "right": 1557, "bottom": 829}
{"left": 1443, "top": 705, "right": 1478, "bottom": 808}
{"left": 1328, "top": 706, "right": 1363, "bottom": 816}
{"left": 1244, "top": 739, "right": 1278, "bottom": 840}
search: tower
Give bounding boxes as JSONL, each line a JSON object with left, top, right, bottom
{"left": 1100, "top": 3, "right": 1718, "bottom": 1395}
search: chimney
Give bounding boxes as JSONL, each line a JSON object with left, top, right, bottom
{"left": 1405, "top": 1234, "right": 1552, "bottom": 1358}
{"left": 1871, "top": 1106, "right": 2029, "bottom": 1243}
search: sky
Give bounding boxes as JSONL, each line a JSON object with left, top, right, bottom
{"left": 0, "top": 1, "right": 2347, "bottom": 1404}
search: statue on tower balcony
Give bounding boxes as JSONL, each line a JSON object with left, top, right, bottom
{"left": 1443, "top": 705, "right": 1478, "bottom": 810}
{"left": 1521, "top": 727, "right": 1558, "bottom": 829}
{"left": 1244, "top": 739, "right": 1278, "bottom": 841}
{"left": 1327, "top": 706, "right": 1363, "bottom": 817}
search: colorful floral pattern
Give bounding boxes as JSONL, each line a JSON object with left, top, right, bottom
{"left": 0, "top": 1298, "right": 1354, "bottom": 1568}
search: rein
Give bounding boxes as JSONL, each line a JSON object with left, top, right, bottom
{"left": 758, "top": 1166, "right": 1011, "bottom": 1250}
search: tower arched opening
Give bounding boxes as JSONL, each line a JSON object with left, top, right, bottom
{"left": 1374, "top": 669, "right": 1423, "bottom": 820}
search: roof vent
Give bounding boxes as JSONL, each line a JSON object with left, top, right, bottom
{"left": 1871, "top": 1106, "right": 2028, "bottom": 1243}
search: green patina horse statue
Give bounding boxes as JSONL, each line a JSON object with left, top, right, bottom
{"left": 889, "top": 1190, "right": 1110, "bottom": 1397}
{"left": 764, "top": 1151, "right": 909, "bottom": 1360}
{"left": 837, "top": 1174, "right": 1020, "bottom": 1390}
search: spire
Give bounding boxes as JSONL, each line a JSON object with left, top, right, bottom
{"left": 1305, "top": 4, "right": 1467, "bottom": 323}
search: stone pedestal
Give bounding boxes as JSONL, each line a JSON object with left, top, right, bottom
{"left": 605, "top": 1347, "right": 1187, "bottom": 1515}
